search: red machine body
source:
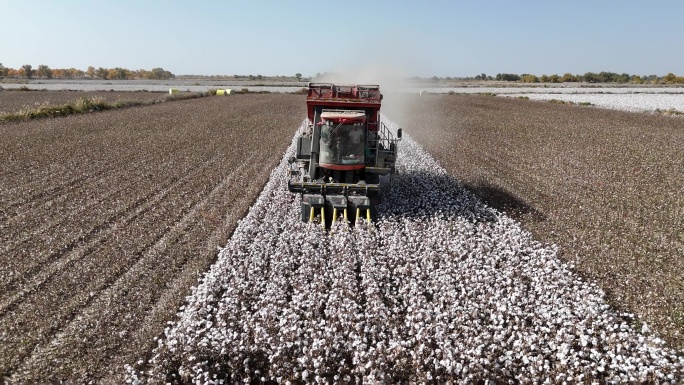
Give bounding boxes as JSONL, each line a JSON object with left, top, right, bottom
{"left": 306, "top": 83, "right": 382, "bottom": 129}
{"left": 288, "top": 82, "right": 401, "bottom": 227}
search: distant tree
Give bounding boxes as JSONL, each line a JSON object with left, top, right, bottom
{"left": 521, "top": 74, "right": 539, "bottom": 83}
{"left": 474, "top": 74, "right": 482, "bottom": 80}
{"left": 52, "top": 68, "right": 65, "bottom": 78}
{"left": 616, "top": 73, "right": 631, "bottom": 83}
{"left": 256, "top": 74, "right": 263, "bottom": 80}
{"left": 540, "top": 74, "right": 550, "bottom": 83}
{"left": 96, "top": 67, "right": 108, "bottom": 79}
{"left": 147, "top": 67, "right": 174, "bottom": 80}
{"left": 596, "top": 71, "right": 621, "bottom": 83}
{"left": 498, "top": 73, "right": 521, "bottom": 81}
{"left": 0, "top": 63, "right": 6, "bottom": 77}
{"left": 37, "top": 64, "right": 53, "bottom": 79}
{"left": 432, "top": 76, "right": 440, "bottom": 81}
{"left": 87, "top": 66, "right": 96, "bottom": 78}
{"left": 561, "top": 73, "right": 574, "bottom": 82}
{"left": 107, "top": 67, "right": 128, "bottom": 80}
{"left": 295, "top": 73, "right": 302, "bottom": 81}
{"left": 21, "top": 64, "right": 33, "bottom": 78}
{"left": 663, "top": 72, "right": 677, "bottom": 84}
{"left": 549, "top": 74, "right": 560, "bottom": 83}
{"left": 582, "top": 72, "right": 597, "bottom": 83}
{"left": 631, "top": 75, "right": 643, "bottom": 84}
{"left": 249, "top": 74, "right": 255, "bottom": 80}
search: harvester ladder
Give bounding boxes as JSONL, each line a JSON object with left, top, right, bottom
{"left": 367, "top": 122, "right": 398, "bottom": 170}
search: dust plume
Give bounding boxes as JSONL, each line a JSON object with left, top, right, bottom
{"left": 313, "top": 30, "right": 426, "bottom": 131}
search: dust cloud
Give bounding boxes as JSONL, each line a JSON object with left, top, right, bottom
{"left": 312, "top": 30, "right": 428, "bottom": 131}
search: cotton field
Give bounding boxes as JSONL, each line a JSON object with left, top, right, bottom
{"left": 500, "top": 93, "right": 684, "bottom": 114}
{"left": 128, "top": 119, "right": 684, "bottom": 384}
{"left": 413, "top": 86, "right": 684, "bottom": 113}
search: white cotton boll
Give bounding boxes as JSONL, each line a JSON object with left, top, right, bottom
{"left": 128, "top": 118, "right": 684, "bottom": 384}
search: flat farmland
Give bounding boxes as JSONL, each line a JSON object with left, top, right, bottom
{"left": 0, "top": 94, "right": 305, "bottom": 382}
{"left": 396, "top": 94, "right": 684, "bottom": 348}
{"left": 2, "top": 90, "right": 683, "bottom": 383}
{"left": 0, "top": 90, "right": 168, "bottom": 115}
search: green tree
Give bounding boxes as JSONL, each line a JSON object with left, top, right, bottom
{"left": 498, "top": 73, "right": 521, "bottom": 81}
{"left": 0, "top": 63, "right": 6, "bottom": 77}
{"left": 113, "top": 67, "right": 128, "bottom": 79}
{"left": 561, "top": 73, "right": 574, "bottom": 82}
{"left": 295, "top": 73, "right": 302, "bottom": 81}
{"left": 96, "top": 67, "right": 108, "bottom": 79}
{"left": 256, "top": 74, "right": 263, "bottom": 80}
{"left": 22, "top": 64, "right": 33, "bottom": 78}
{"left": 549, "top": 74, "right": 560, "bottom": 83}
{"left": 616, "top": 73, "right": 631, "bottom": 83}
{"left": 663, "top": 72, "right": 677, "bottom": 84}
{"left": 521, "top": 74, "right": 539, "bottom": 83}
{"left": 582, "top": 72, "right": 597, "bottom": 83}
{"left": 149, "top": 67, "right": 174, "bottom": 80}
{"left": 37, "top": 64, "right": 53, "bottom": 79}
{"left": 540, "top": 74, "right": 550, "bottom": 83}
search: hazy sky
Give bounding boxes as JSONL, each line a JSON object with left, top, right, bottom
{"left": 1, "top": 0, "right": 682, "bottom": 77}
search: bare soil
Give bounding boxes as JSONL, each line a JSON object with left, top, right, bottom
{"left": 0, "top": 94, "right": 305, "bottom": 382}
{"left": 394, "top": 94, "right": 684, "bottom": 348}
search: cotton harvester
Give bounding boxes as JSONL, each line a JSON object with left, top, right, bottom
{"left": 288, "top": 83, "right": 401, "bottom": 227}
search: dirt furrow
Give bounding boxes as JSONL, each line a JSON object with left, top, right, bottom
{"left": 0, "top": 94, "right": 305, "bottom": 382}
{"left": 0, "top": 150, "right": 221, "bottom": 309}
{"left": 0, "top": 150, "right": 231, "bottom": 368}
{"left": 12, "top": 159, "right": 277, "bottom": 382}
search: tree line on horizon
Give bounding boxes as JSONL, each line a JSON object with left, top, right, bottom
{"left": 0, "top": 63, "right": 175, "bottom": 80}
{"left": 3, "top": 63, "right": 683, "bottom": 85}
{"left": 468, "top": 71, "right": 684, "bottom": 84}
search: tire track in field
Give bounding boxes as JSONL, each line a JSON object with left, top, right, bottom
{"left": 0, "top": 94, "right": 305, "bottom": 382}
{"left": 12, "top": 157, "right": 281, "bottom": 382}
{"left": 0, "top": 147, "right": 201, "bottom": 275}
{"left": 11, "top": 159, "right": 252, "bottom": 379}
{"left": 0, "top": 150, "right": 221, "bottom": 313}
{"left": 0, "top": 153, "right": 223, "bottom": 372}
{"left": 0, "top": 150, "right": 155, "bottom": 216}
{"left": 0, "top": 127, "right": 186, "bottom": 228}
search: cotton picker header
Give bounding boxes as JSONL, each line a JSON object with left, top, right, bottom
{"left": 288, "top": 83, "right": 401, "bottom": 227}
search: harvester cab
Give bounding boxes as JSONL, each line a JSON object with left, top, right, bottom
{"left": 288, "top": 82, "right": 401, "bottom": 227}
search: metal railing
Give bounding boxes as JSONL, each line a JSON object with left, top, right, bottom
{"left": 367, "top": 122, "right": 399, "bottom": 169}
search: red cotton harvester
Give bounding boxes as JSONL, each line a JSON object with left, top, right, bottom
{"left": 288, "top": 83, "right": 402, "bottom": 227}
